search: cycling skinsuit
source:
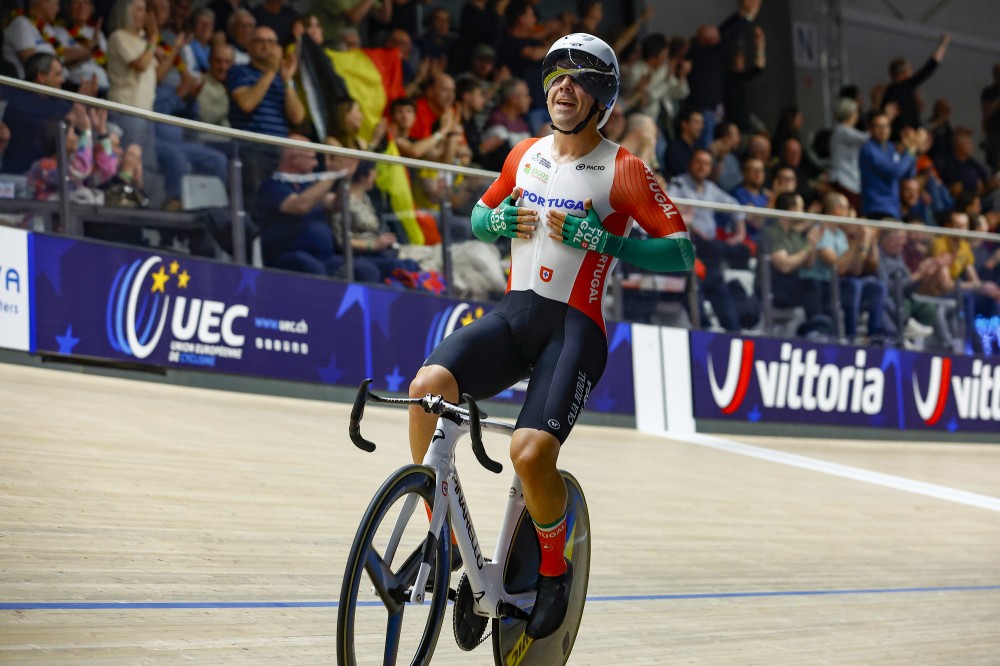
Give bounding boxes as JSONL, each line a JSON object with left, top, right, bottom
{"left": 426, "top": 135, "right": 687, "bottom": 442}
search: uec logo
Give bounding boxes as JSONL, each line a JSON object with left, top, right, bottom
{"left": 107, "top": 256, "right": 248, "bottom": 359}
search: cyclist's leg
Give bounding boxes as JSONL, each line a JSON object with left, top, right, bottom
{"left": 511, "top": 307, "right": 607, "bottom": 638}
{"left": 408, "top": 302, "right": 530, "bottom": 464}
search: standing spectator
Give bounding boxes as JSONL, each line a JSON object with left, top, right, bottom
{"left": 620, "top": 33, "right": 690, "bottom": 133}
{"left": 256, "top": 135, "right": 380, "bottom": 281}
{"left": 723, "top": 25, "right": 765, "bottom": 134}
{"left": 4, "top": 0, "right": 65, "bottom": 78}
{"left": 53, "top": 0, "right": 111, "bottom": 93}
{"left": 415, "top": 7, "right": 456, "bottom": 64}
{"left": 685, "top": 0, "right": 759, "bottom": 148}
{"left": 208, "top": 0, "right": 249, "bottom": 36}
{"left": 669, "top": 148, "right": 750, "bottom": 331}
{"left": 858, "top": 112, "right": 918, "bottom": 219}
{"left": 253, "top": 0, "right": 297, "bottom": 46}
{"left": 227, "top": 26, "right": 304, "bottom": 136}
{"left": 496, "top": 1, "right": 548, "bottom": 126}
{"left": 982, "top": 63, "right": 1000, "bottom": 172}
{"left": 829, "top": 98, "right": 869, "bottom": 212}
{"left": 479, "top": 77, "right": 533, "bottom": 171}
{"left": 936, "top": 127, "right": 993, "bottom": 199}
{"left": 181, "top": 8, "right": 215, "bottom": 75}
{"left": 881, "top": 32, "right": 951, "bottom": 139}
{"left": 926, "top": 98, "right": 954, "bottom": 165}
{"left": 105, "top": 0, "right": 161, "bottom": 178}
{"left": 197, "top": 43, "right": 233, "bottom": 126}
{"left": 451, "top": 0, "right": 494, "bottom": 72}
{"left": 663, "top": 108, "right": 703, "bottom": 178}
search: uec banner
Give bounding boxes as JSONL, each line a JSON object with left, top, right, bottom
{"left": 690, "top": 330, "right": 1000, "bottom": 434}
{"left": 31, "top": 235, "right": 635, "bottom": 416}
{"left": 0, "top": 226, "right": 31, "bottom": 352}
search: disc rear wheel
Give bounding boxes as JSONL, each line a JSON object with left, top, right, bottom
{"left": 491, "top": 471, "right": 591, "bottom": 666}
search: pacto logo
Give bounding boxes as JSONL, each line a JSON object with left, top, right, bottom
{"left": 107, "top": 256, "right": 248, "bottom": 360}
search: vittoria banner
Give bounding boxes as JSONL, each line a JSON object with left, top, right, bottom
{"left": 690, "top": 331, "right": 1000, "bottom": 434}
{"left": 30, "top": 234, "right": 635, "bottom": 417}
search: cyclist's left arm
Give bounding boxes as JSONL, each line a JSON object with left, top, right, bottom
{"left": 554, "top": 151, "right": 694, "bottom": 273}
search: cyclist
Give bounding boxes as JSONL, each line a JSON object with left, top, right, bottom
{"left": 408, "top": 33, "right": 694, "bottom": 639}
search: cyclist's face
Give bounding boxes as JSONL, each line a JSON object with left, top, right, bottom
{"left": 547, "top": 75, "right": 596, "bottom": 127}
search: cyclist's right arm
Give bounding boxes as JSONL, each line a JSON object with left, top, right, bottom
{"left": 471, "top": 138, "right": 541, "bottom": 242}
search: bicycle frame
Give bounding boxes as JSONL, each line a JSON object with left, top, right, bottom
{"left": 397, "top": 415, "right": 536, "bottom": 619}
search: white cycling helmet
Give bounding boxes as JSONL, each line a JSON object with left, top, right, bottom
{"left": 542, "top": 33, "right": 620, "bottom": 132}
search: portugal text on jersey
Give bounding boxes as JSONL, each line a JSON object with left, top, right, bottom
{"left": 479, "top": 135, "right": 688, "bottom": 333}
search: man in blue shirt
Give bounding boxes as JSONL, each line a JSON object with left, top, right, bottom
{"left": 227, "top": 26, "right": 305, "bottom": 136}
{"left": 256, "top": 136, "right": 379, "bottom": 282}
{"left": 858, "top": 112, "right": 919, "bottom": 219}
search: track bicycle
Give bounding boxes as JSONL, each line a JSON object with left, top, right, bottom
{"left": 336, "top": 379, "right": 591, "bottom": 666}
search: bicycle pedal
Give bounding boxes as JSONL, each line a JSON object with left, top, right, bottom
{"left": 453, "top": 573, "right": 489, "bottom": 651}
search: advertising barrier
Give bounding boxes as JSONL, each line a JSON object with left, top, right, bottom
{"left": 690, "top": 330, "right": 1000, "bottom": 434}
{"left": 0, "top": 226, "right": 31, "bottom": 352}
{"left": 30, "top": 234, "right": 635, "bottom": 417}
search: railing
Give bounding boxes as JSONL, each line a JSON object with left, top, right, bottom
{"left": 2, "top": 75, "right": 999, "bottom": 348}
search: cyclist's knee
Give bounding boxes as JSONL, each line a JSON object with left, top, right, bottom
{"left": 409, "top": 364, "right": 459, "bottom": 402}
{"left": 510, "top": 430, "right": 560, "bottom": 478}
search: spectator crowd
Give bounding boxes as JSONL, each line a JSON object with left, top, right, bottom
{"left": 2, "top": 0, "right": 999, "bottom": 352}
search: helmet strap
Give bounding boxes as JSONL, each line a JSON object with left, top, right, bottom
{"left": 550, "top": 101, "right": 601, "bottom": 136}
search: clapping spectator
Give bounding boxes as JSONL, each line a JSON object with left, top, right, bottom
{"left": 828, "top": 98, "right": 898, "bottom": 212}
{"left": 27, "top": 104, "right": 116, "bottom": 206}
{"left": 197, "top": 43, "right": 233, "bottom": 126}
{"left": 858, "top": 112, "right": 918, "bottom": 219}
{"left": 763, "top": 191, "right": 823, "bottom": 317}
{"left": 1, "top": 53, "right": 77, "bottom": 174}
{"left": 899, "top": 177, "right": 933, "bottom": 225}
{"left": 53, "top": 0, "right": 110, "bottom": 93}
{"left": 621, "top": 33, "right": 690, "bottom": 132}
{"left": 227, "top": 26, "right": 304, "bottom": 136}
{"left": 3, "top": 0, "right": 63, "bottom": 78}
{"left": 723, "top": 25, "right": 766, "bottom": 134}
{"left": 409, "top": 72, "right": 456, "bottom": 141}
{"left": 877, "top": 229, "right": 938, "bottom": 344}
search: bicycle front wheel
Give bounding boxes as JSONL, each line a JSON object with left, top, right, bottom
{"left": 337, "top": 465, "right": 451, "bottom": 666}
{"left": 491, "top": 471, "right": 591, "bottom": 666}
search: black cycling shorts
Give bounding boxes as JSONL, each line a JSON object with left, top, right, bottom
{"left": 424, "top": 290, "right": 608, "bottom": 444}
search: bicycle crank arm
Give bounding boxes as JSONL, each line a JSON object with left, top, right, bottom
{"left": 497, "top": 601, "right": 530, "bottom": 622}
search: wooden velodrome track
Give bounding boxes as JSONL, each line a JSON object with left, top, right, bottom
{"left": 1, "top": 360, "right": 999, "bottom": 664}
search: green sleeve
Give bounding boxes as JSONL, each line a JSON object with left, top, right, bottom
{"left": 607, "top": 234, "right": 695, "bottom": 273}
{"left": 470, "top": 202, "right": 499, "bottom": 243}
